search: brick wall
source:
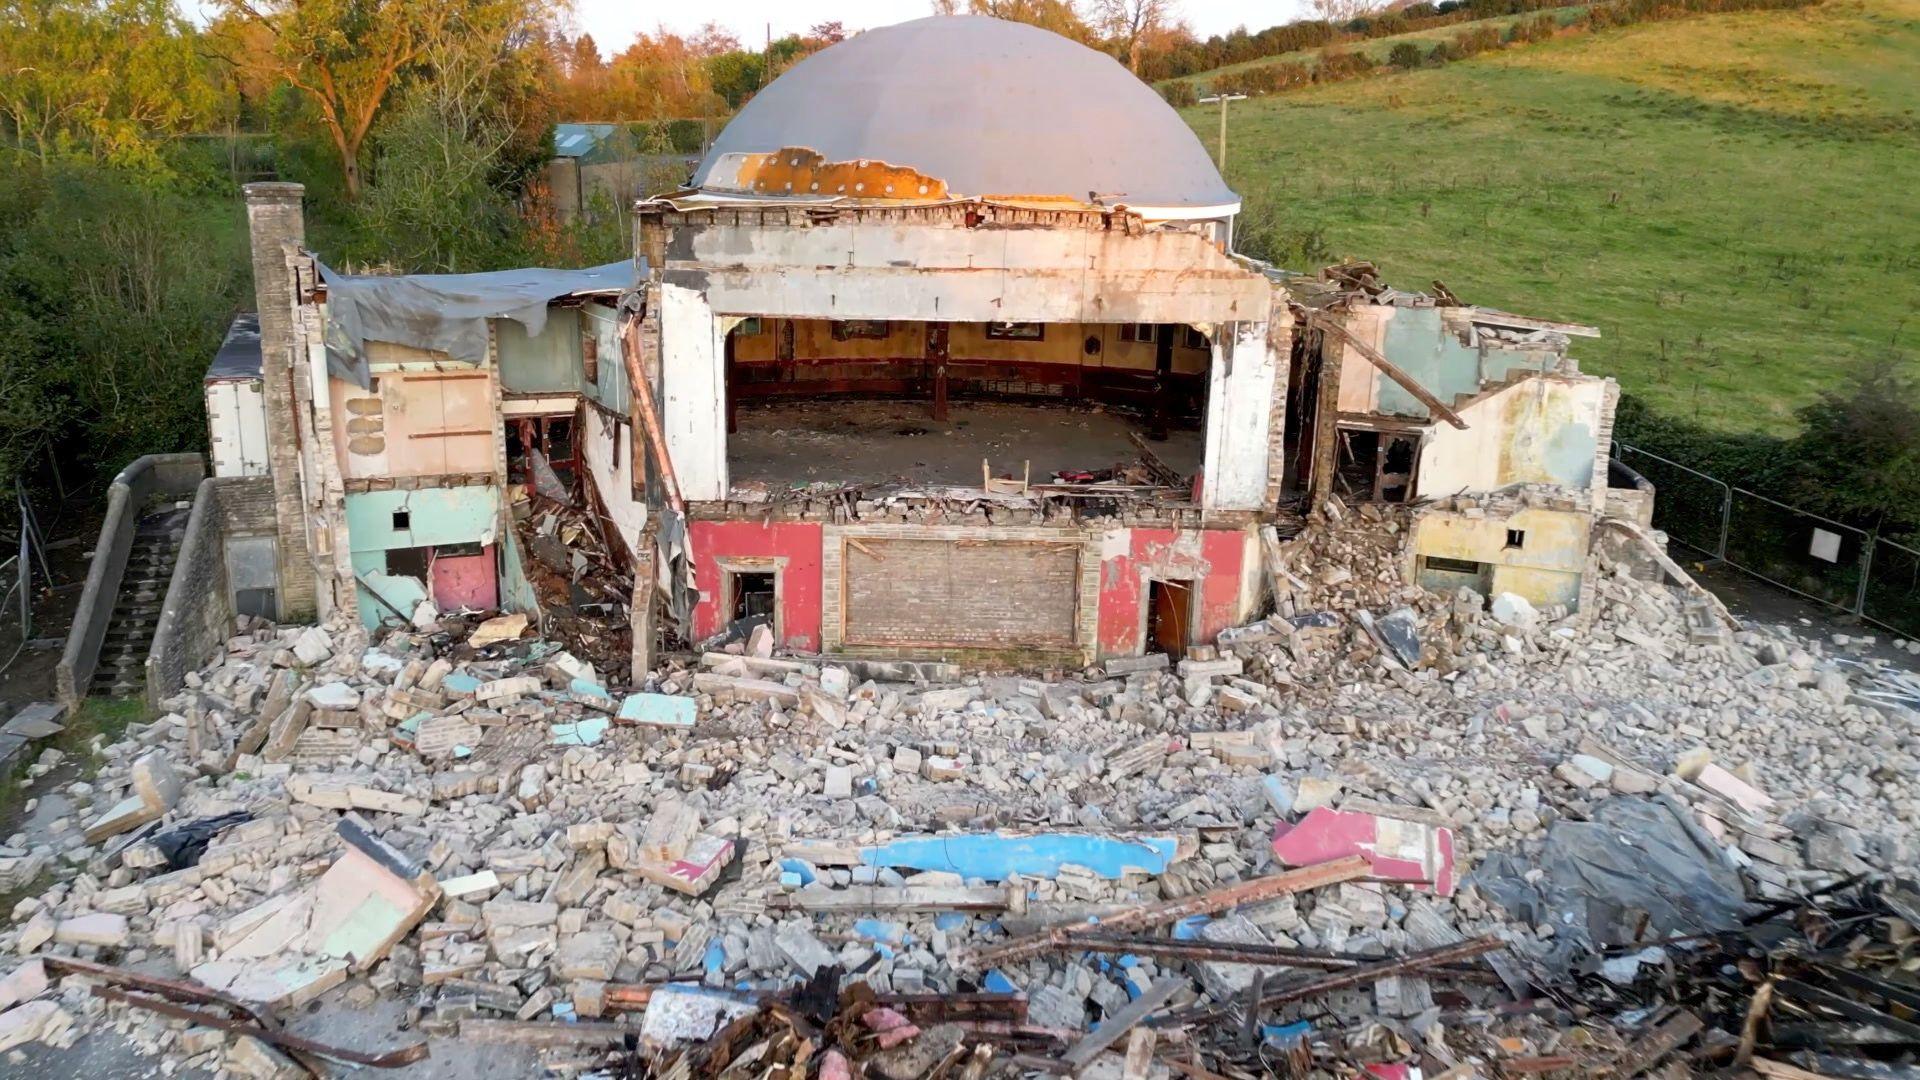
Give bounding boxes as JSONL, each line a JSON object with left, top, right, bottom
{"left": 145, "top": 477, "right": 276, "bottom": 710}
{"left": 244, "top": 183, "right": 317, "bottom": 621}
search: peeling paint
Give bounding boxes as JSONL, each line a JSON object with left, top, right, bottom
{"left": 703, "top": 146, "right": 949, "bottom": 201}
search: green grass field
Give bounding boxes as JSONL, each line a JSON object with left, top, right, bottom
{"left": 1187, "top": 0, "right": 1920, "bottom": 433}
{"left": 1163, "top": 6, "right": 1592, "bottom": 88}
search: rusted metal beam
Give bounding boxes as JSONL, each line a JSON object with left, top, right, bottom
{"left": 1157, "top": 935, "right": 1504, "bottom": 1027}
{"left": 952, "top": 856, "right": 1368, "bottom": 971}
{"left": 1307, "top": 310, "right": 1469, "bottom": 430}
{"left": 618, "top": 311, "right": 683, "bottom": 514}
{"left": 93, "top": 987, "right": 429, "bottom": 1068}
{"left": 1061, "top": 934, "right": 1499, "bottom": 980}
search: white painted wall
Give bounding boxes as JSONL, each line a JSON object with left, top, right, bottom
{"left": 657, "top": 283, "right": 728, "bottom": 501}
{"left": 581, "top": 408, "right": 648, "bottom": 558}
{"left": 205, "top": 380, "right": 270, "bottom": 478}
{"left": 1416, "top": 376, "right": 1609, "bottom": 499}
{"left": 1201, "top": 320, "right": 1276, "bottom": 511}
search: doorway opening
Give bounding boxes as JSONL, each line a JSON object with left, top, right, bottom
{"left": 1147, "top": 578, "right": 1193, "bottom": 658}
{"left": 728, "top": 570, "right": 777, "bottom": 626}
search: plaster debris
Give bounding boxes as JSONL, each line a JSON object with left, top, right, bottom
{"left": 4, "top": 507, "right": 1918, "bottom": 1078}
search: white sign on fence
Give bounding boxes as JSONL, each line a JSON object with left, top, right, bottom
{"left": 1810, "top": 527, "right": 1843, "bottom": 563}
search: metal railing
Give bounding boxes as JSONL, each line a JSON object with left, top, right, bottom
{"left": 1615, "top": 443, "right": 1920, "bottom": 638}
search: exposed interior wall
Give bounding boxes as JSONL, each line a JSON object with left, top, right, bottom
{"left": 1201, "top": 318, "right": 1278, "bottom": 510}
{"left": 728, "top": 318, "right": 1213, "bottom": 417}
{"left": 329, "top": 365, "right": 496, "bottom": 480}
{"left": 1336, "top": 306, "right": 1556, "bottom": 421}
{"left": 1094, "top": 526, "right": 1247, "bottom": 657}
{"left": 497, "top": 308, "right": 585, "bottom": 395}
{"left": 732, "top": 320, "right": 1211, "bottom": 373}
{"left": 580, "top": 407, "right": 647, "bottom": 558}
{"left": 1407, "top": 505, "right": 1591, "bottom": 609}
{"left": 344, "top": 486, "right": 502, "bottom": 626}
{"left": 1416, "top": 376, "right": 1607, "bottom": 498}
{"left": 581, "top": 302, "right": 629, "bottom": 413}
{"left": 687, "top": 520, "right": 825, "bottom": 650}
{"left": 659, "top": 283, "right": 728, "bottom": 501}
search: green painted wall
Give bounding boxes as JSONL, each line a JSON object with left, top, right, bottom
{"left": 497, "top": 308, "right": 584, "bottom": 395}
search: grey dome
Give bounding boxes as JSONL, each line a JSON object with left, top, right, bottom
{"left": 690, "top": 15, "right": 1238, "bottom": 214}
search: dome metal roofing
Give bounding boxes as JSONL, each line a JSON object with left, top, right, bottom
{"left": 689, "top": 15, "right": 1239, "bottom": 216}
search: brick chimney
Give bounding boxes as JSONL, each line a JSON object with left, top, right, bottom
{"left": 242, "top": 182, "right": 318, "bottom": 621}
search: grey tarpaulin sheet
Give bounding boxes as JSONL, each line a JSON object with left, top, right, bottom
{"left": 1471, "top": 795, "right": 1750, "bottom": 974}
{"left": 317, "top": 261, "right": 636, "bottom": 388}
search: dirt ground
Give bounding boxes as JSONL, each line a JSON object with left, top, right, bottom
{"left": 727, "top": 399, "right": 1206, "bottom": 490}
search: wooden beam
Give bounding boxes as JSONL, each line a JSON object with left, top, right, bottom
{"left": 1059, "top": 978, "right": 1183, "bottom": 1073}
{"left": 1308, "top": 311, "right": 1468, "bottom": 430}
{"left": 619, "top": 312, "right": 683, "bottom": 514}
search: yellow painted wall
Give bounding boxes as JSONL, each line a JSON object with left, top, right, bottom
{"left": 1407, "top": 505, "right": 1590, "bottom": 609}
{"left": 1418, "top": 377, "right": 1606, "bottom": 497}
{"left": 729, "top": 320, "right": 1210, "bottom": 375}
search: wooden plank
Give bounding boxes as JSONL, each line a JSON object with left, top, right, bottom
{"left": 1060, "top": 978, "right": 1183, "bottom": 1073}
{"left": 1308, "top": 311, "right": 1468, "bottom": 430}
{"left": 1608, "top": 1009, "right": 1703, "bottom": 1078}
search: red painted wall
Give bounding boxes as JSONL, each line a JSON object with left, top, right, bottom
{"left": 688, "top": 521, "right": 824, "bottom": 650}
{"left": 1096, "top": 527, "right": 1246, "bottom": 656}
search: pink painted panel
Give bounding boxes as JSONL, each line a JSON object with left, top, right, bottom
{"left": 688, "top": 521, "right": 824, "bottom": 650}
{"left": 1095, "top": 527, "right": 1245, "bottom": 656}
{"left": 431, "top": 545, "right": 498, "bottom": 611}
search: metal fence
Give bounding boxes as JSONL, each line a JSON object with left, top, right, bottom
{"left": 1615, "top": 443, "right": 1920, "bottom": 639}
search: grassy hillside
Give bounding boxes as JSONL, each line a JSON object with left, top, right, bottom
{"left": 1163, "top": 6, "right": 1592, "bottom": 88}
{"left": 1190, "top": 0, "right": 1920, "bottom": 433}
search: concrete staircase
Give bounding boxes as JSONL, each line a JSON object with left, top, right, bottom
{"left": 91, "top": 507, "right": 189, "bottom": 697}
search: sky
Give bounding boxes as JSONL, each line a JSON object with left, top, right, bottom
{"left": 567, "top": 1, "right": 1313, "bottom": 55}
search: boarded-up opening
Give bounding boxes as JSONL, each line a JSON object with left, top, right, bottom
{"left": 841, "top": 538, "right": 1078, "bottom": 648}
{"left": 1148, "top": 578, "right": 1192, "bottom": 659}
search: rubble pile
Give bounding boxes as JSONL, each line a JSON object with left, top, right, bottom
{"left": 1, "top": 506, "right": 1918, "bottom": 1077}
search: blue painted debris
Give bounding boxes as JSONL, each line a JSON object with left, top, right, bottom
{"left": 618, "top": 692, "right": 697, "bottom": 728}
{"left": 853, "top": 918, "right": 909, "bottom": 945}
{"left": 858, "top": 831, "right": 1185, "bottom": 881}
{"left": 934, "top": 912, "right": 969, "bottom": 932}
{"left": 983, "top": 970, "right": 1020, "bottom": 995}
{"left": 778, "top": 858, "right": 818, "bottom": 886}
{"left": 1171, "top": 915, "right": 1211, "bottom": 940}
{"left": 571, "top": 677, "right": 613, "bottom": 702}
{"left": 1264, "top": 1020, "right": 1312, "bottom": 1046}
{"left": 551, "top": 716, "right": 610, "bottom": 746}
{"left": 703, "top": 940, "right": 727, "bottom": 975}
{"left": 441, "top": 672, "right": 483, "bottom": 696}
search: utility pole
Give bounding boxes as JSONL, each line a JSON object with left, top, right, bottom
{"left": 1197, "top": 93, "right": 1247, "bottom": 171}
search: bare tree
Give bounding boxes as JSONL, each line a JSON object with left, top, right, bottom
{"left": 1308, "top": 0, "right": 1389, "bottom": 23}
{"left": 1091, "top": 0, "right": 1170, "bottom": 74}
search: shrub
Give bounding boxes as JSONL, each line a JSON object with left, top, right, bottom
{"left": 1388, "top": 42, "right": 1425, "bottom": 69}
{"left": 1160, "top": 81, "right": 1198, "bottom": 107}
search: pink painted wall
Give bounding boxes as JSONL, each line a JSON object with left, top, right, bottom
{"left": 689, "top": 521, "right": 824, "bottom": 650}
{"left": 431, "top": 545, "right": 499, "bottom": 611}
{"left": 1096, "top": 527, "right": 1246, "bottom": 656}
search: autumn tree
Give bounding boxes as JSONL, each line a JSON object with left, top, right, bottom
{"left": 219, "top": 0, "right": 453, "bottom": 198}
{"left": 1091, "top": 0, "right": 1170, "bottom": 74}
{"left": 932, "top": 0, "right": 1097, "bottom": 45}
{"left": 0, "top": 0, "right": 223, "bottom": 172}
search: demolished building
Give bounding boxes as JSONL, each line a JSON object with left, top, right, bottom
{"left": 21, "top": 15, "right": 1920, "bottom": 1080}
{"left": 148, "top": 13, "right": 1619, "bottom": 704}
